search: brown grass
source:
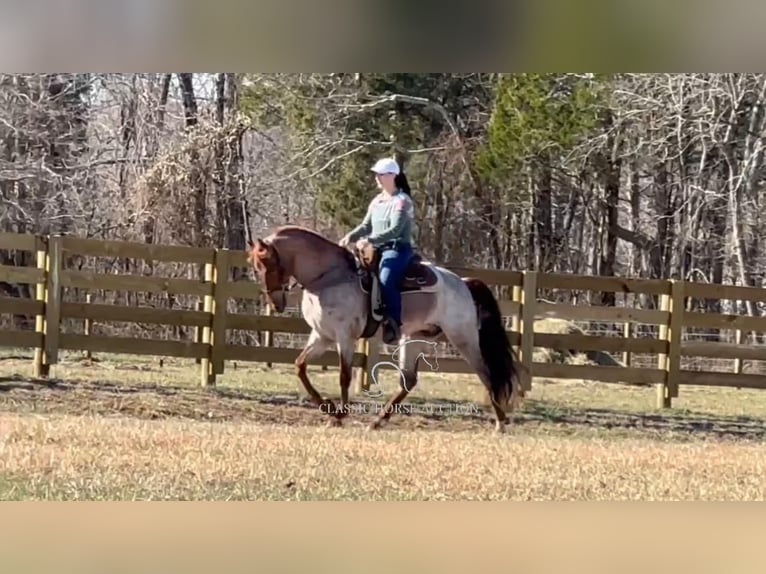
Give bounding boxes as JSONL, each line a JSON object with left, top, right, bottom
{"left": 1, "top": 351, "right": 766, "bottom": 500}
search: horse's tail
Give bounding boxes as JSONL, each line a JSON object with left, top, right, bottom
{"left": 463, "top": 277, "right": 520, "bottom": 409}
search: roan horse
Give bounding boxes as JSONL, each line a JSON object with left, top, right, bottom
{"left": 246, "top": 224, "right": 523, "bottom": 433}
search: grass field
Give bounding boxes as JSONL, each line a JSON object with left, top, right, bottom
{"left": 1, "top": 350, "right": 766, "bottom": 500}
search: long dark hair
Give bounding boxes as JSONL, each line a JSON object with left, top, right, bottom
{"left": 394, "top": 171, "right": 411, "bottom": 196}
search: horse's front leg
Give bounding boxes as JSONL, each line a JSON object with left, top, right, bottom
{"left": 295, "top": 330, "right": 337, "bottom": 420}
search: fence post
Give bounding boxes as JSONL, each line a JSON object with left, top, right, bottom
{"left": 622, "top": 321, "right": 633, "bottom": 366}
{"left": 199, "top": 256, "right": 215, "bottom": 387}
{"left": 622, "top": 292, "right": 634, "bottom": 367}
{"left": 734, "top": 327, "right": 744, "bottom": 374}
{"left": 511, "top": 283, "right": 522, "bottom": 356}
{"left": 733, "top": 299, "right": 744, "bottom": 374}
{"left": 519, "top": 271, "right": 538, "bottom": 393}
{"left": 356, "top": 332, "right": 381, "bottom": 395}
{"left": 83, "top": 293, "right": 93, "bottom": 360}
{"left": 194, "top": 299, "right": 204, "bottom": 365}
{"left": 209, "top": 249, "right": 230, "bottom": 383}
{"left": 42, "top": 235, "right": 63, "bottom": 375}
{"left": 666, "top": 279, "right": 685, "bottom": 400}
{"left": 656, "top": 290, "right": 670, "bottom": 408}
{"left": 263, "top": 299, "right": 273, "bottom": 368}
{"left": 656, "top": 279, "right": 684, "bottom": 408}
{"left": 33, "top": 236, "right": 49, "bottom": 377}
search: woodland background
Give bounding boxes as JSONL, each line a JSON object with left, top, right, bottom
{"left": 2, "top": 73, "right": 766, "bottom": 343}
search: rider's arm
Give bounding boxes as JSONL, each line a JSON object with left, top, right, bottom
{"left": 346, "top": 204, "right": 373, "bottom": 243}
{"left": 367, "top": 195, "right": 408, "bottom": 246}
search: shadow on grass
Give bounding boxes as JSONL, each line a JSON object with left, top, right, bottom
{"left": 216, "top": 387, "right": 766, "bottom": 441}
{"left": 2, "top": 375, "right": 766, "bottom": 442}
{"left": 517, "top": 399, "right": 766, "bottom": 442}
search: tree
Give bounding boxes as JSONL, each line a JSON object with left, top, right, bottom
{"left": 476, "top": 73, "right": 605, "bottom": 272}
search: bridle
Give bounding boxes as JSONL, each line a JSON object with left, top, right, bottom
{"left": 256, "top": 239, "right": 293, "bottom": 299}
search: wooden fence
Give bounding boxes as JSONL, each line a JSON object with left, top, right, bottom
{"left": 2, "top": 231, "right": 766, "bottom": 408}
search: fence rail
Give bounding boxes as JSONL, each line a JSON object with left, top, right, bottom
{"left": 2, "top": 232, "right": 766, "bottom": 408}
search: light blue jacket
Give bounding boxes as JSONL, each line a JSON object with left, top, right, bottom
{"left": 348, "top": 190, "right": 416, "bottom": 247}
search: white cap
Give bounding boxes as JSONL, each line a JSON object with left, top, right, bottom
{"left": 370, "top": 157, "right": 400, "bottom": 175}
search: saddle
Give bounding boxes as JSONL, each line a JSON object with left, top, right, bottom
{"left": 352, "top": 242, "right": 439, "bottom": 339}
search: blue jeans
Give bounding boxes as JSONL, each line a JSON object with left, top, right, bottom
{"left": 378, "top": 243, "right": 413, "bottom": 326}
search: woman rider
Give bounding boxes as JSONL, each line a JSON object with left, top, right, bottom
{"left": 339, "top": 157, "right": 417, "bottom": 344}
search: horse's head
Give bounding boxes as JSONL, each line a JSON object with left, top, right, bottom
{"left": 247, "top": 237, "right": 290, "bottom": 313}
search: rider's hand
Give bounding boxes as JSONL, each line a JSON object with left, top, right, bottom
{"left": 355, "top": 238, "right": 370, "bottom": 252}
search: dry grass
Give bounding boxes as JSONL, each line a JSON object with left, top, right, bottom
{"left": 2, "top": 413, "right": 765, "bottom": 501}
{"left": 1, "top": 350, "right": 766, "bottom": 500}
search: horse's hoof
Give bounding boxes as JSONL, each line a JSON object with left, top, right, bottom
{"left": 327, "top": 417, "right": 343, "bottom": 428}
{"left": 494, "top": 421, "right": 506, "bottom": 434}
{"left": 367, "top": 420, "right": 382, "bottom": 432}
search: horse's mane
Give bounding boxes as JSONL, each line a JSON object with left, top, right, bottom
{"left": 269, "top": 224, "right": 357, "bottom": 270}
{"left": 270, "top": 224, "right": 334, "bottom": 244}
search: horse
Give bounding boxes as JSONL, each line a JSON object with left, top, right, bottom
{"left": 246, "top": 224, "right": 524, "bottom": 433}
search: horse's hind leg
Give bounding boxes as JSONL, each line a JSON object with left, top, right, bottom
{"left": 295, "top": 329, "right": 338, "bottom": 420}
{"left": 368, "top": 337, "right": 423, "bottom": 431}
{"left": 335, "top": 334, "right": 357, "bottom": 423}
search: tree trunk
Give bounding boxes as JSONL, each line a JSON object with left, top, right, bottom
{"left": 534, "top": 159, "right": 554, "bottom": 272}
{"left": 599, "top": 109, "right": 622, "bottom": 305}
{"left": 178, "top": 73, "right": 207, "bottom": 248}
